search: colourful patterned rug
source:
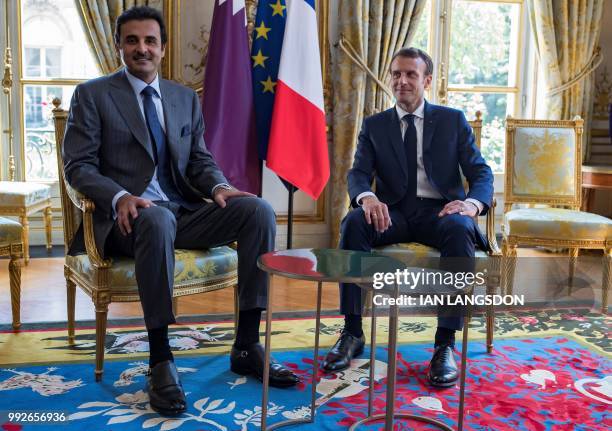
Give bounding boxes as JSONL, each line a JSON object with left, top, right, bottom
{"left": 0, "top": 309, "right": 610, "bottom": 431}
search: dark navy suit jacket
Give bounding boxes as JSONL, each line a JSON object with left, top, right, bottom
{"left": 347, "top": 101, "right": 494, "bottom": 248}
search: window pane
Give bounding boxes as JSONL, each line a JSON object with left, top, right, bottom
{"left": 448, "top": 92, "right": 514, "bottom": 172}
{"left": 45, "top": 47, "right": 62, "bottom": 77}
{"left": 21, "top": 0, "right": 99, "bottom": 79}
{"left": 411, "top": 0, "right": 430, "bottom": 52}
{"left": 448, "top": 0, "right": 521, "bottom": 87}
{"left": 23, "top": 85, "right": 76, "bottom": 181}
{"left": 25, "top": 47, "right": 41, "bottom": 77}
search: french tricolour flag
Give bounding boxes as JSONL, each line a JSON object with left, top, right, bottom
{"left": 267, "top": 0, "right": 329, "bottom": 200}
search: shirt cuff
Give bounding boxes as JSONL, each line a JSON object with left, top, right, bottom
{"left": 211, "top": 183, "right": 233, "bottom": 196}
{"left": 465, "top": 198, "right": 484, "bottom": 215}
{"left": 356, "top": 191, "right": 376, "bottom": 206}
{"left": 111, "top": 190, "right": 130, "bottom": 220}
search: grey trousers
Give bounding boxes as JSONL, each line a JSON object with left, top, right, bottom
{"left": 106, "top": 197, "right": 276, "bottom": 329}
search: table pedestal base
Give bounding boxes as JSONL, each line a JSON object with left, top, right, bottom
{"left": 349, "top": 413, "right": 454, "bottom": 431}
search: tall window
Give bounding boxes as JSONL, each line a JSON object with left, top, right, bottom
{"left": 411, "top": 0, "right": 531, "bottom": 173}
{"left": 20, "top": 0, "right": 100, "bottom": 182}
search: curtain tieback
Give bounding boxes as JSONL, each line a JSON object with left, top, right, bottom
{"left": 547, "top": 47, "right": 604, "bottom": 96}
{"left": 336, "top": 35, "right": 394, "bottom": 99}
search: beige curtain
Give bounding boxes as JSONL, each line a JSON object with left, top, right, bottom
{"left": 329, "top": 0, "right": 426, "bottom": 244}
{"left": 528, "top": 0, "right": 604, "bottom": 161}
{"left": 75, "top": 0, "right": 153, "bottom": 74}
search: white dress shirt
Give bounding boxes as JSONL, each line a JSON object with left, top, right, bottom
{"left": 356, "top": 100, "right": 483, "bottom": 214}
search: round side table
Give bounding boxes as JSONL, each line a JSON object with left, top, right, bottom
{"left": 257, "top": 248, "right": 472, "bottom": 431}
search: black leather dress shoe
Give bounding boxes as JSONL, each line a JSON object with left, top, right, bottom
{"left": 146, "top": 360, "right": 187, "bottom": 416}
{"left": 321, "top": 331, "right": 365, "bottom": 373}
{"left": 428, "top": 345, "right": 458, "bottom": 387}
{"left": 230, "top": 343, "right": 299, "bottom": 388}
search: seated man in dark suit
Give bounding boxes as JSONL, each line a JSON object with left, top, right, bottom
{"left": 322, "top": 47, "right": 494, "bottom": 387}
{"left": 62, "top": 6, "right": 297, "bottom": 416}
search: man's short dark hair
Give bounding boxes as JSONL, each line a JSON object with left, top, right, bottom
{"left": 114, "top": 6, "right": 167, "bottom": 45}
{"left": 390, "top": 47, "right": 434, "bottom": 76}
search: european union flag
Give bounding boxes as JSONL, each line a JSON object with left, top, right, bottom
{"left": 251, "top": 0, "right": 287, "bottom": 161}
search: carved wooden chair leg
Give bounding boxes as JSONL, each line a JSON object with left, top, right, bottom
{"left": 9, "top": 251, "right": 22, "bottom": 329}
{"left": 66, "top": 274, "right": 76, "bottom": 344}
{"left": 94, "top": 302, "right": 109, "bottom": 382}
{"left": 602, "top": 248, "right": 611, "bottom": 314}
{"left": 568, "top": 247, "right": 579, "bottom": 293}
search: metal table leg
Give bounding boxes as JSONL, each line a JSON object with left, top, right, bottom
{"left": 261, "top": 280, "right": 324, "bottom": 430}
{"left": 368, "top": 291, "right": 377, "bottom": 417}
{"left": 261, "top": 274, "right": 273, "bottom": 431}
{"left": 457, "top": 303, "right": 471, "bottom": 431}
{"left": 350, "top": 288, "right": 469, "bottom": 431}
{"left": 384, "top": 282, "right": 400, "bottom": 430}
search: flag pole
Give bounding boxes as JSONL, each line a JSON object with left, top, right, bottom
{"left": 286, "top": 184, "right": 295, "bottom": 249}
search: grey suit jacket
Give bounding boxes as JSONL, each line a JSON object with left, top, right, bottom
{"left": 63, "top": 69, "right": 228, "bottom": 256}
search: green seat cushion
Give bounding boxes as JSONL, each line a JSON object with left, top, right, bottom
{"left": 503, "top": 208, "right": 612, "bottom": 241}
{"left": 66, "top": 246, "right": 238, "bottom": 292}
{"left": 0, "top": 181, "right": 51, "bottom": 208}
{"left": 374, "top": 242, "right": 491, "bottom": 273}
{"left": 0, "top": 217, "right": 23, "bottom": 246}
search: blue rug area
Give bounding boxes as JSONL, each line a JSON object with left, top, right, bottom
{"left": 0, "top": 336, "right": 610, "bottom": 431}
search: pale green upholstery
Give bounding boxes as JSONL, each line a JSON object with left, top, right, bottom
{"left": 511, "top": 128, "right": 576, "bottom": 197}
{"left": 375, "top": 243, "right": 491, "bottom": 273}
{"left": 0, "top": 217, "right": 22, "bottom": 244}
{"left": 503, "top": 208, "right": 612, "bottom": 241}
{"left": 0, "top": 181, "right": 51, "bottom": 208}
{"left": 66, "top": 246, "right": 238, "bottom": 292}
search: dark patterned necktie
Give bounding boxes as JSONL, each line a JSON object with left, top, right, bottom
{"left": 403, "top": 113, "right": 418, "bottom": 205}
{"left": 141, "top": 85, "right": 187, "bottom": 206}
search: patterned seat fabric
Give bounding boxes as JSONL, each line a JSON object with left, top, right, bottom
{"left": 66, "top": 246, "right": 238, "bottom": 291}
{"left": 0, "top": 181, "right": 51, "bottom": 207}
{"left": 503, "top": 208, "right": 612, "bottom": 241}
{"left": 510, "top": 128, "right": 576, "bottom": 198}
{"left": 0, "top": 217, "right": 23, "bottom": 245}
{"left": 374, "top": 242, "right": 491, "bottom": 272}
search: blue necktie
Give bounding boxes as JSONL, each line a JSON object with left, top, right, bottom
{"left": 141, "top": 86, "right": 186, "bottom": 206}
{"left": 403, "top": 114, "right": 418, "bottom": 208}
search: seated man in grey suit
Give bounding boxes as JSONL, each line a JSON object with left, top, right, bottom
{"left": 63, "top": 6, "right": 298, "bottom": 416}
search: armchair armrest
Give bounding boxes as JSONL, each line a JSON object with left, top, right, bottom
{"left": 63, "top": 180, "right": 112, "bottom": 269}
{"left": 486, "top": 198, "right": 501, "bottom": 255}
{"left": 64, "top": 181, "right": 87, "bottom": 212}
{"left": 80, "top": 198, "right": 112, "bottom": 269}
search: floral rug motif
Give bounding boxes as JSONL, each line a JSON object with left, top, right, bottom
{"left": 0, "top": 309, "right": 609, "bottom": 430}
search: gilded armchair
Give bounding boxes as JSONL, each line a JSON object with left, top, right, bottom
{"left": 52, "top": 99, "right": 239, "bottom": 381}
{"left": 374, "top": 112, "right": 501, "bottom": 353}
{"left": 0, "top": 217, "right": 23, "bottom": 329}
{"left": 501, "top": 116, "right": 612, "bottom": 313}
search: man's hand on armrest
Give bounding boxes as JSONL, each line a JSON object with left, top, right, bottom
{"left": 116, "top": 194, "right": 156, "bottom": 236}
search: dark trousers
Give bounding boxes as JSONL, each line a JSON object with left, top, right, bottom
{"left": 339, "top": 198, "right": 477, "bottom": 330}
{"left": 106, "top": 197, "right": 276, "bottom": 329}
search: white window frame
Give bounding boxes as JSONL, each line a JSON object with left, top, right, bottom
{"left": 422, "top": 0, "right": 538, "bottom": 192}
